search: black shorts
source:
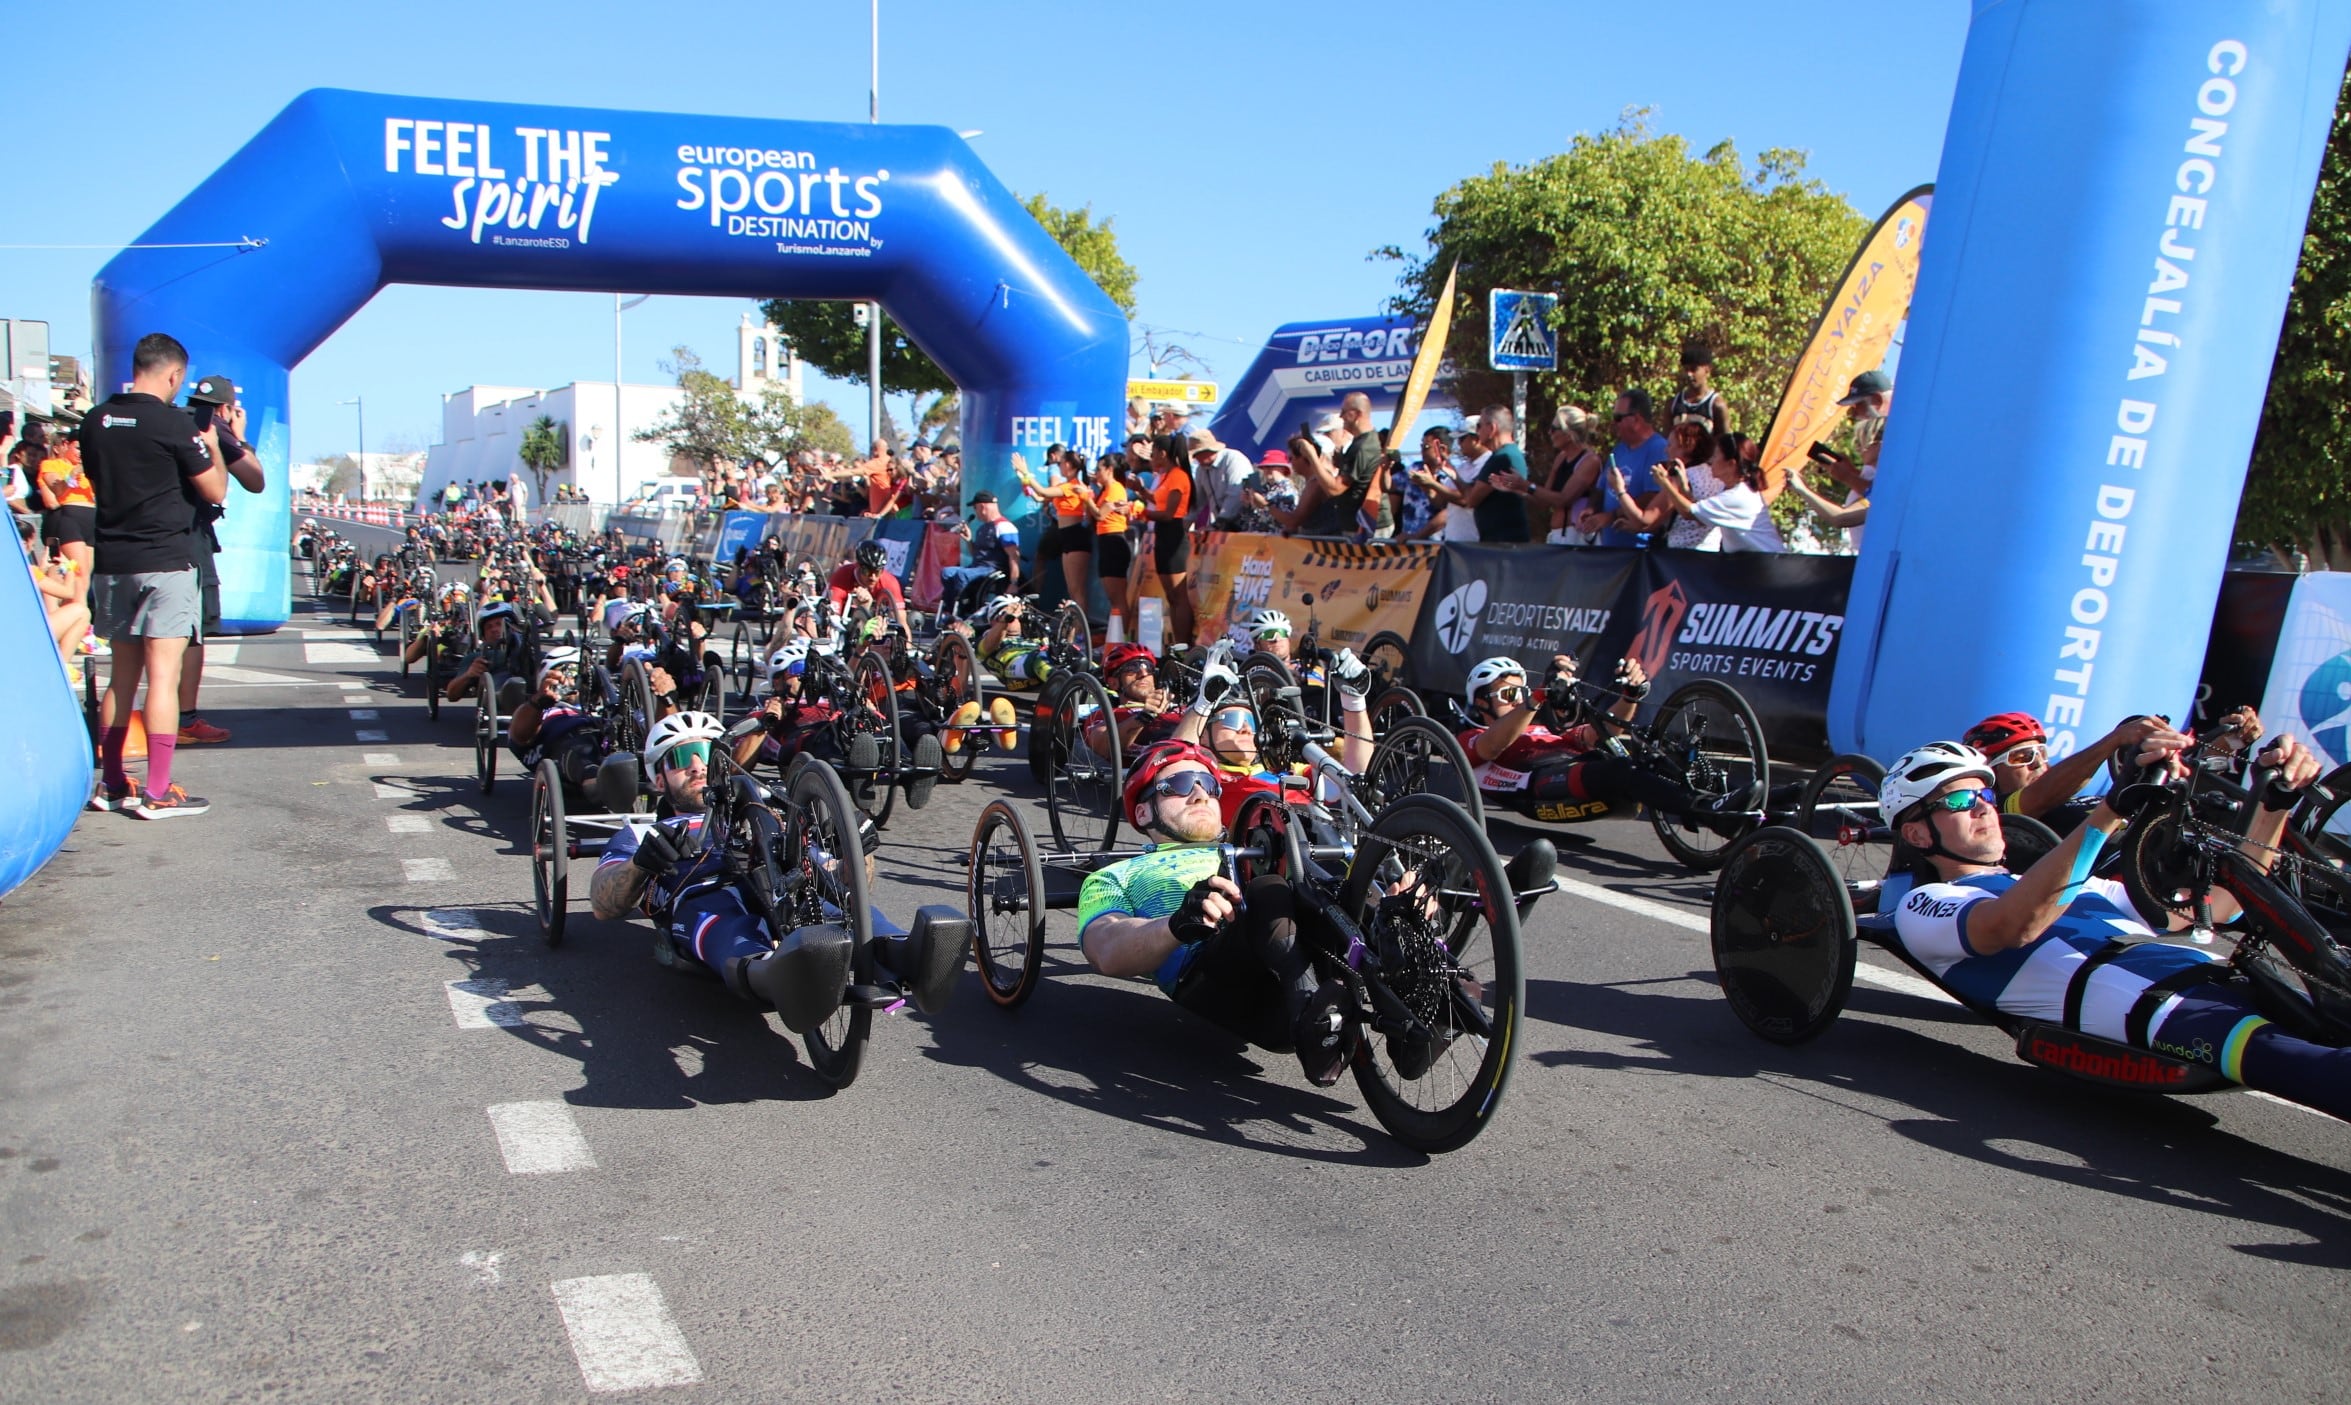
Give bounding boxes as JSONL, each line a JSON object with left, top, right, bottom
{"left": 1095, "top": 533, "right": 1132, "bottom": 579}
{"left": 1047, "top": 521, "right": 1092, "bottom": 557}
{"left": 1153, "top": 525, "right": 1191, "bottom": 575}
{"left": 45, "top": 505, "right": 96, "bottom": 547}
{"left": 198, "top": 551, "right": 222, "bottom": 636}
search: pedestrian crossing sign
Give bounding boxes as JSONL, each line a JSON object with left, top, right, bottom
{"left": 1488, "top": 289, "right": 1559, "bottom": 372}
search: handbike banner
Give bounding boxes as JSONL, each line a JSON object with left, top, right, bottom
{"left": 1407, "top": 545, "right": 1854, "bottom": 765}
{"left": 1185, "top": 532, "right": 1435, "bottom": 650}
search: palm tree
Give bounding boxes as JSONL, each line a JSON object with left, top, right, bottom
{"left": 518, "top": 415, "right": 567, "bottom": 501}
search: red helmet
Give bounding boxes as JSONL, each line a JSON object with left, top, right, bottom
{"left": 1122, "top": 741, "right": 1222, "bottom": 826}
{"left": 1963, "top": 711, "right": 2046, "bottom": 757}
{"left": 1103, "top": 642, "right": 1157, "bottom": 675}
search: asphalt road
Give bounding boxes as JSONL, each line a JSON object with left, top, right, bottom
{"left": 3, "top": 552, "right": 2349, "bottom": 1402}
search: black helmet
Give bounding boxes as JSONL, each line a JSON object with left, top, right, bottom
{"left": 855, "top": 540, "right": 888, "bottom": 571}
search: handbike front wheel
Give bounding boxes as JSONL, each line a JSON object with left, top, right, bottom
{"left": 1337, "top": 794, "right": 1523, "bottom": 1154}
{"left": 967, "top": 800, "right": 1046, "bottom": 1008}
{"left": 787, "top": 758, "right": 874, "bottom": 1089}
{"left": 1647, "top": 679, "right": 1770, "bottom": 872}
{"left": 1796, "top": 753, "right": 1890, "bottom": 896}
{"left": 933, "top": 631, "right": 984, "bottom": 785}
{"left": 531, "top": 758, "right": 569, "bottom": 947}
{"left": 1045, "top": 672, "right": 1123, "bottom": 855}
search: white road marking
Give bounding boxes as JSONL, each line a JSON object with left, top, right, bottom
{"left": 355, "top": 730, "right": 389, "bottom": 742}
{"left": 386, "top": 815, "right": 430, "bottom": 834}
{"left": 486, "top": 1101, "right": 596, "bottom": 1174}
{"left": 374, "top": 783, "right": 414, "bottom": 799}
{"left": 298, "top": 628, "right": 369, "bottom": 640}
{"left": 550, "top": 1274, "right": 704, "bottom": 1393}
{"left": 403, "top": 857, "right": 456, "bottom": 882}
{"left": 422, "top": 908, "right": 485, "bottom": 940}
{"left": 1551, "top": 875, "right": 1958, "bottom": 1006}
{"left": 445, "top": 978, "right": 522, "bottom": 1027}
{"left": 2247, "top": 1090, "right": 2345, "bottom": 1122}
{"left": 363, "top": 752, "right": 401, "bottom": 765}
{"left": 349, "top": 708, "right": 380, "bottom": 720}
{"left": 202, "top": 643, "right": 239, "bottom": 664}
{"left": 201, "top": 666, "right": 315, "bottom": 686}
{"left": 305, "top": 642, "right": 379, "bottom": 665}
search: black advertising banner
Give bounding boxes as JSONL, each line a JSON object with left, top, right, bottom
{"left": 1627, "top": 551, "right": 1853, "bottom": 765}
{"left": 1407, "top": 545, "right": 1855, "bottom": 765}
{"left": 1407, "top": 545, "right": 1643, "bottom": 696}
{"left": 2195, "top": 569, "right": 2295, "bottom": 730}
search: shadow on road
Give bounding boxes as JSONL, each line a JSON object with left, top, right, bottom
{"left": 1524, "top": 970, "right": 2351, "bottom": 1267}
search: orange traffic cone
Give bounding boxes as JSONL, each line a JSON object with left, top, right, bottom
{"left": 123, "top": 712, "right": 148, "bottom": 763}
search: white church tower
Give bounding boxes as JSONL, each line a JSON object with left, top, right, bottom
{"left": 736, "top": 313, "right": 806, "bottom": 406}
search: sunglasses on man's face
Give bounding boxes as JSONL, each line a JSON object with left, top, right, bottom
{"left": 661, "top": 740, "right": 712, "bottom": 772}
{"left": 1114, "top": 659, "right": 1155, "bottom": 678}
{"left": 1928, "top": 787, "right": 1997, "bottom": 815}
{"left": 1489, "top": 684, "right": 1530, "bottom": 705}
{"left": 1992, "top": 744, "right": 2047, "bottom": 768}
{"left": 1147, "top": 769, "right": 1222, "bottom": 802}
{"left": 1210, "top": 706, "right": 1256, "bottom": 733}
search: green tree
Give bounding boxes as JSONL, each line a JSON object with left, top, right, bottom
{"left": 1377, "top": 110, "right": 1868, "bottom": 442}
{"left": 2239, "top": 66, "right": 2351, "bottom": 566}
{"left": 517, "top": 414, "right": 567, "bottom": 500}
{"left": 757, "top": 192, "right": 1139, "bottom": 401}
{"left": 789, "top": 399, "right": 857, "bottom": 461}
{"left": 317, "top": 452, "right": 360, "bottom": 500}
{"left": 742, "top": 382, "right": 859, "bottom": 465}
{"left": 633, "top": 346, "right": 749, "bottom": 471}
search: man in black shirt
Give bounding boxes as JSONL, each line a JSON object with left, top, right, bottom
{"left": 84, "top": 332, "right": 228, "bottom": 819}
{"left": 177, "top": 374, "right": 266, "bottom": 746}
{"left": 1296, "top": 392, "right": 1393, "bottom": 538}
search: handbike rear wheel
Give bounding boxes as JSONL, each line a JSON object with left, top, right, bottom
{"left": 531, "top": 759, "right": 569, "bottom": 947}
{"left": 1359, "top": 715, "right": 1485, "bottom": 829}
{"left": 967, "top": 800, "right": 1046, "bottom": 1008}
{"left": 847, "top": 651, "right": 901, "bottom": 830}
{"left": 933, "top": 631, "right": 984, "bottom": 784}
{"left": 474, "top": 692, "right": 499, "bottom": 795}
{"left": 1711, "top": 825, "right": 1856, "bottom": 1045}
{"left": 787, "top": 759, "right": 874, "bottom": 1088}
{"left": 1045, "top": 672, "right": 1123, "bottom": 855}
{"left": 1797, "top": 753, "right": 1890, "bottom": 893}
{"left": 1337, "top": 794, "right": 1522, "bottom": 1154}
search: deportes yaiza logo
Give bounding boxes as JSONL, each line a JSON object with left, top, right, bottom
{"left": 1435, "top": 579, "right": 1487, "bottom": 654}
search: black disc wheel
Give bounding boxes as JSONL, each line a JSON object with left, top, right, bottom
{"left": 425, "top": 641, "right": 443, "bottom": 720}
{"left": 474, "top": 690, "right": 499, "bottom": 795}
{"left": 1366, "top": 684, "right": 1424, "bottom": 741}
{"left": 531, "top": 759, "right": 569, "bottom": 947}
{"left": 1045, "top": 672, "right": 1123, "bottom": 855}
{"left": 1338, "top": 794, "right": 1523, "bottom": 1155}
{"left": 786, "top": 759, "right": 873, "bottom": 1088}
{"left": 847, "top": 651, "right": 901, "bottom": 829}
{"left": 1711, "top": 825, "right": 1857, "bottom": 1045}
{"left": 1647, "top": 679, "right": 1772, "bottom": 872}
{"left": 968, "top": 800, "right": 1046, "bottom": 1009}
{"left": 1797, "top": 754, "right": 1891, "bottom": 897}
{"left": 1027, "top": 676, "right": 1067, "bottom": 788}
{"left": 1048, "top": 600, "right": 1092, "bottom": 672}
{"left": 1362, "top": 631, "right": 1410, "bottom": 695}
{"left": 2116, "top": 800, "right": 2199, "bottom": 924}
{"left": 1358, "top": 715, "right": 1485, "bottom": 829}
{"left": 932, "top": 631, "right": 984, "bottom": 784}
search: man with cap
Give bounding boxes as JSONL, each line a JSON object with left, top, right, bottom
{"left": 176, "top": 372, "right": 265, "bottom": 746}
{"left": 1812, "top": 369, "right": 1891, "bottom": 545}
{"left": 1186, "top": 427, "right": 1253, "bottom": 534}
{"left": 939, "top": 489, "right": 1022, "bottom": 613}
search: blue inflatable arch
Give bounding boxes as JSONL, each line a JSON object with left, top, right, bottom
{"left": 89, "top": 88, "right": 1130, "bottom": 633}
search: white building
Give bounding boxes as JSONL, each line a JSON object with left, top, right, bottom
{"left": 415, "top": 313, "right": 806, "bottom": 508}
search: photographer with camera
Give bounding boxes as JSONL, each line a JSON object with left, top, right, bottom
{"left": 175, "top": 375, "right": 265, "bottom": 745}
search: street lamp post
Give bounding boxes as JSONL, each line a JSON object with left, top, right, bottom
{"left": 615, "top": 293, "right": 650, "bottom": 506}
{"left": 338, "top": 395, "right": 364, "bottom": 502}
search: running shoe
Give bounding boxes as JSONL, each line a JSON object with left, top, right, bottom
{"left": 943, "top": 700, "right": 981, "bottom": 754}
{"left": 177, "top": 717, "right": 232, "bottom": 744}
{"left": 134, "top": 784, "right": 211, "bottom": 820}
{"left": 988, "top": 697, "right": 1020, "bottom": 753}
{"left": 88, "top": 784, "right": 142, "bottom": 814}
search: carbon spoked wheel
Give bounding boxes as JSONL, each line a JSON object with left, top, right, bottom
{"left": 968, "top": 800, "right": 1046, "bottom": 1008}
{"left": 847, "top": 651, "right": 901, "bottom": 829}
{"left": 1363, "top": 631, "right": 1410, "bottom": 694}
{"left": 1711, "top": 826, "right": 1856, "bottom": 1045}
{"left": 399, "top": 611, "right": 417, "bottom": 676}
{"left": 474, "top": 691, "right": 499, "bottom": 795}
{"left": 1797, "top": 754, "right": 1890, "bottom": 893}
{"left": 729, "top": 620, "right": 760, "bottom": 697}
{"left": 531, "top": 759, "right": 568, "bottom": 947}
{"left": 1647, "top": 679, "right": 1771, "bottom": 872}
{"left": 1338, "top": 795, "right": 1522, "bottom": 1155}
{"left": 620, "top": 658, "right": 658, "bottom": 759}
{"left": 1367, "top": 684, "right": 1424, "bottom": 741}
{"left": 1045, "top": 673, "right": 1122, "bottom": 855}
{"left": 932, "top": 632, "right": 983, "bottom": 784}
{"left": 1359, "top": 715, "right": 1485, "bottom": 829}
{"left": 786, "top": 760, "right": 872, "bottom": 1089}
{"left": 1049, "top": 600, "right": 1091, "bottom": 671}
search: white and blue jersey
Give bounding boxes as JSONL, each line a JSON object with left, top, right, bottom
{"left": 1891, "top": 873, "right": 2217, "bottom": 1044}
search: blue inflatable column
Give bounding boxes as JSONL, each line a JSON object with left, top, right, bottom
{"left": 0, "top": 560, "right": 90, "bottom": 898}
{"left": 1831, "top": 0, "right": 2351, "bottom": 761}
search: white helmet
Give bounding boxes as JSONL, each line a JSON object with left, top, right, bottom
{"left": 1878, "top": 741, "right": 1998, "bottom": 822}
{"left": 1466, "top": 656, "right": 1525, "bottom": 696}
{"left": 978, "top": 595, "right": 1021, "bottom": 623}
{"left": 535, "top": 647, "right": 581, "bottom": 687}
{"left": 766, "top": 642, "right": 810, "bottom": 680}
{"left": 644, "top": 711, "right": 725, "bottom": 772}
{"left": 1247, "top": 608, "right": 1292, "bottom": 640}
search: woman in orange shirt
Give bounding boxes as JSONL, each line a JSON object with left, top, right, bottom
{"left": 1091, "top": 452, "right": 1139, "bottom": 638}
{"left": 37, "top": 433, "right": 96, "bottom": 605}
{"left": 1015, "top": 447, "right": 1095, "bottom": 618}
{"left": 1142, "top": 434, "right": 1197, "bottom": 650}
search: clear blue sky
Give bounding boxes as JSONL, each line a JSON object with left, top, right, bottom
{"left": 3, "top": 0, "right": 1967, "bottom": 465}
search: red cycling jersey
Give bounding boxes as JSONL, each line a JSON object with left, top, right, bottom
{"left": 1456, "top": 721, "right": 1602, "bottom": 792}
{"left": 826, "top": 562, "right": 906, "bottom": 609}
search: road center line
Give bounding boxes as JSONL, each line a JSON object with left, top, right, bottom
{"left": 403, "top": 857, "right": 456, "bottom": 883}
{"left": 387, "top": 815, "right": 431, "bottom": 834}
{"left": 550, "top": 1274, "right": 704, "bottom": 1393}
{"left": 363, "top": 752, "right": 401, "bottom": 765}
{"left": 356, "top": 730, "right": 389, "bottom": 743}
{"left": 349, "top": 708, "right": 379, "bottom": 720}
{"left": 375, "top": 782, "right": 415, "bottom": 799}
{"left": 485, "top": 1101, "right": 596, "bottom": 1175}
{"left": 1551, "top": 875, "right": 1956, "bottom": 1005}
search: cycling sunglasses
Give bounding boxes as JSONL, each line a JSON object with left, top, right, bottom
{"left": 1210, "top": 706, "right": 1257, "bottom": 732}
{"left": 1254, "top": 624, "right": 1293, "bottom": 639}
{"left": 1991, "top": 743, "right": 2047, "bottom": 768}
{"left": 1147, "top": 769, "right": 1222, "bottom": 802}
{"left": 659, "top": 740, "right": 712, "bottom": 771}
{"left": 1114, "top": 658, "right": 1156, "bottom": 677}
{"left": 1489, "top": 684, "right": 1531, "bottom": 705}
{"left": 1929, "top": 787, "right": 1997, "bottom": 814}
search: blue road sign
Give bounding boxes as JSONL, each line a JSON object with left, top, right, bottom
{"left": 1488, "top": 289, "right": 1559, "bottom": 372}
